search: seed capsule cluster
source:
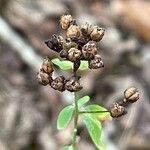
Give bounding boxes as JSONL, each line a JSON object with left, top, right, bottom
{"left": 45, "top": 14, "right": 105, "bottom": 70}
{"left": 38, "top": 15, "right": 106, "bottom": 92}
{"left": 110, "top": 87, "right": 140, "bottom": 118}
{"left": 37, "top": 57, "right": 82, "bottom": 92}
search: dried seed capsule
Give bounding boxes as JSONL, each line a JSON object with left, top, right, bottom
{"left": 37, "top": 70, "right": 51, "bottom": 86}
{"left": 65, "top": 76, "right": 82, "bottom": 92}
{"left": 66, "top": 25, "right": 81, "bottom": 39}
{"left": 81, "top": 23, "right": 93, "bottom": 37}
{"left": 60, "top": 15, "right": 73, "bottom": 30}
{"left": 59, "top": 49, "right": 68, "bottom": 59}
{"left": 90, "top": 26, "right": 105, "bottom": 42}
{"left": 50, "top": 76, "right": 65, "bottom": 92}
{"left": 82, "top": 41, "right": 97, "bottom": 60}
{"left": 89, "top": 54, "right": 104, "bottom": 69}
{"left": 68, "top": 48, "right": 81, "bottom": 62}
{"left": 42, "top": 57, "right": 54, "bottom": 74}
{"left": 45, "top": 35, "right": 63, "bottom": 53}
{"left": 63, "top": 38, "right": 78, "bottom": 51}
{"left": 124, "top": 87, "right": 140, "bottom": 103}
{"left": 110, "top": 103, "right": 126, "bottom": 118}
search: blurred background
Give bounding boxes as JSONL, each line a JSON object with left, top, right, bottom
{"left": 0, "top": 0, "right": 150, "bottom": 150}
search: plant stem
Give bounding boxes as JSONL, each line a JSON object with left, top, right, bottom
{"left": 79, "top": 110, "right": 109, "bottom": 114}
{"left": 72, "top": 62, "right": 79, "bottom": 150}
{"left": 73, "top": 92, "right": 79, "bottom": 150}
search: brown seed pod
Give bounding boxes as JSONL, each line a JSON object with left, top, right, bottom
{"left": 59, "top": 49, "right": 68, "bottom": 59}
{"left": 45, "top": 35, "right": 64, "bottom": 53}
{"left": 63, "top": 38, "right": 78, "bottom": 51}
{"left": 81, "top": 23, "right": 93, "bottom": 37}
{"left": 66, "top": 25, "right": 81, "bottom": 39}
{"left": 89, "top": 54, "right": 104, "bottom": 69}
{"left": 90, "top": 26, "right": 105, "bottom": 42}
{"left": 60, "top": 15, "right": 73, "bottom": 30}
{"left": 65, "top": 76, "right": 82, "bottom": 92}
{"left": 68, "top": 48, "right": 81, "bottom": 62}
{"left": 42, "top": 57, "right": 54, "bottom": 74}
{"left": 124, "top": 87, "right": 140, "bottom": 103}
{"left": 50, "top": 76, "right": 65, "bottom": 92}
{"left": 110, "top": 103, "right": 126, "bottom": 118}
{"left": 37, "top": 70, "right": 51, "bottom": 86}
{"left": 82, "top": 41, "right": 97, "bottom": 60}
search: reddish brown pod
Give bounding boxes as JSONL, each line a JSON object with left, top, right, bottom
{"left": 82, "top": 41, "right": 97, "bottom": 60}
{"left": 50, "top": 76, "right": 66, "bottom": 92}
{"left": 60, "top": 15, "right": 73, "bottom": 30}
{"left": 124, "top": 87, "right": 140, "bottom": 103}
{"left": 89, "top": 54, "right": 104, "bottom": 69}
{"left": 37, "top": 70, "right": 51, "bottom": 86}
{"left": 110, "top": 103, "right": 126, "bottom": 118}
{"left": 90, "top": 26, "right": 105, "bottom": 42}
{"left": 42, "top": 57, "right": 54, "bottom": 74}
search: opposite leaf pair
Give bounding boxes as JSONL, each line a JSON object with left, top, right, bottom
{"left": 57, "top": 96, "right": 110, "bottom": 150}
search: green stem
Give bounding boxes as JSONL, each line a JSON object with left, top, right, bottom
{"left": 79, "top": 110, "right": 109, "bottom": 114}
{"left": 72, "top": 92, "right": 79, "bottom": 150}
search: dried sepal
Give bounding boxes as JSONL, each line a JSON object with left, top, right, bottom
{"left": 42, "top": 57, "right": 54, "bottom": 74}
{"left": 65, "top": 76, "right": 82, "bottom": 92}
{"left": 82, "top": 41, "right": 97, "bottom": 60}
{"left": 124, "top": 87, "right": 140, "bottom": 103}
{"left": 60, "top": 15, "right": 73, "bottom": 30}
{"left": 68, "top": 48, "right": 81, "bottom": 62}
{"left": 50, "top": 76, "right": 65, "bottom": 92}
{"left": 45, "top": 35, "right": 63, "bottom": 53}
{"left": 110, "top": 103, "right": 126, "bottom": 118}
{"left": 90, "top": 26, "right": 105, "bottom": 42}
{"left": 81, "top": 22, "right": 93, "bottom": 37}
{"left": 59, "top": 49, "right": 68, "bottom": 59}
{"left": 37, "top": 69, "right": 51, "bottom": 86}
{"left": 89, "top": 54, "right": 104, "bottom": 69}
{"left": 66, "top": 25, "right": 81, "bottom": 39}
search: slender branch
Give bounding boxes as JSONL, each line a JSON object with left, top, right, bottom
{"left": 79, "top": 110, "right": 109, "bottom": 114}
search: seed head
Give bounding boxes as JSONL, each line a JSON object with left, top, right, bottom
{"left": 90, "top": 26, "right": 105, "bottom": 42}
{"left": 37, "top": 70, "right": 51, "bottom": 86}
{"left": 68, "top": 48, "right": 81, "bottom": 62}
{"left": 50, "top": 76, "right": 65, "bottom": 92}
{"left": 60, "top": 15, "right": 73, "bottom": 30}
{"left": 82, "top": 41, "right": 97, "bottom": 60}
{"left": 110, "top": 103, "right": 126, "bottom": 118}
{"left": 124, "top": 87, "right": 140, "bottom": 103}
{"left": 89, "top": 54, "right": 104, "bottom": 69}
{"left": 42, "top": 57, "right": 54, "bottom": 74}
{"left": 66, "top": 25, "right": 81, "bottom": 39}
{"left": 65, "top": 76, "right": 82, "bottom": 92}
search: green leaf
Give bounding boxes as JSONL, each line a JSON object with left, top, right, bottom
{"left": 79, "top": 61, "right": 89, "bottom": 70}
{"left": 84, "top": 104, "right": 110, "bottom": 120}
{"left": 59, "top": 145, "right": 73, "bottom": 150}
{"left": 52, "top": 58, "right": 73, "bottom": 70}
{"left": 78, "top": 95, "right": 90, "bottom": 107}
{"left": 57, "top": 105, "right": 74, "bottom": 130}
{"left": 51, "top": 58, "right": 89, "bottom": 70}
{"left": 83, "top": 115, "right": 106, "bottom": 150}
